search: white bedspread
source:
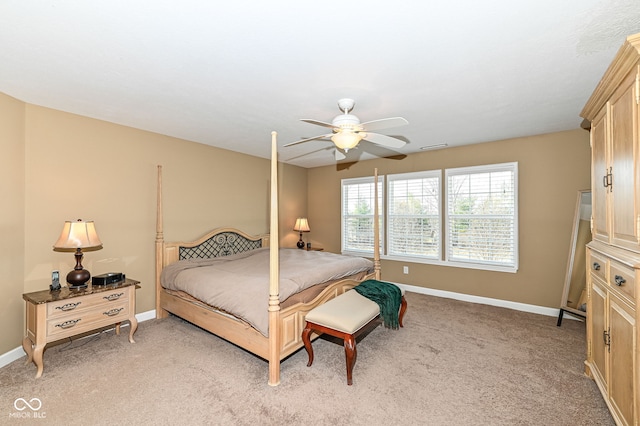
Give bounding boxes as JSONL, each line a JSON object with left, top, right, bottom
{"left": 161, "top": 248, "right": 373, "bottom": 336}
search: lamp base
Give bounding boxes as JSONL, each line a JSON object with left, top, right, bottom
{"left": 68, "top": 284, "right": 88, "bottom": 290}
{"left": 297, "top": 239, "right": 305, "bottom": 249}
{"left": 66, "top": 268, "right": 91, "bottom": 289}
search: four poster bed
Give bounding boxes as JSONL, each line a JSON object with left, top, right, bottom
{"left": 155, "top": 132, "right": 382, "bottom": 385}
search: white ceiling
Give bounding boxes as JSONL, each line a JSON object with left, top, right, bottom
{"left": 1, "top": 1, "right": 640, "bottom": 168}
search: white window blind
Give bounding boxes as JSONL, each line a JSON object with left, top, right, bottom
{"left": 341, "top": 176, "right": 383, "bottom": 254}
{"left": 445, "top": 162, "right": 518, "bottom": 270}
{"left": 387, "top": 171, "right": 440, "bottom": 259}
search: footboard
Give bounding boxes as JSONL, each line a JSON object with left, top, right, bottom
{"left": 278, "top": 272, "right": 375, "bottom": 359}
{"left": 157, "top": 271, "right": 374, "bottom": 363}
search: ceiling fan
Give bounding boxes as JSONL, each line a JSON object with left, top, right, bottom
{"left": 284, "top": 98, "right": 408, "bottom": 154}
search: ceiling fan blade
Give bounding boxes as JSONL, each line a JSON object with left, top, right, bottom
{"left": 300, "top": 119, "right": 337, "bottom": 129}
{"left": 283, "top": 145, "right": 339, "bottom": 162}
{"left": 283, "top": 134, "right": 333, "bottom": 147}
{"left": 355, "top": 141, "right": 407, "bottom": 161}
{"left": 360, "top": 117, "right": 408, "bottom": 132}
{"left": 361, "top": 132, "right": 406, "bottom": 149}
{"left": 334, "top": 149, "right": 346, "bottom": 161}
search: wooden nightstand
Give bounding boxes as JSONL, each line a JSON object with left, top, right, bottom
{"left": 22, "top": 278, "right": 140, "bottom": 378}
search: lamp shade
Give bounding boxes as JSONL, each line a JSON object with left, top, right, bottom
{"left": 331, "top": 130, "right": 362, "bottom": 151}
{"left": 53, "top": 219, "right": 102, "bottom": 250}
{"left": 293, "top": 218, "right": 310, "bottom": 232}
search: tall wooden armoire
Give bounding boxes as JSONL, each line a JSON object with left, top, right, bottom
{"left": 580, "top": 33, "right": 640, "bottom": 426}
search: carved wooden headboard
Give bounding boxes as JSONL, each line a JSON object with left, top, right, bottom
{"left": 163, "top": 227, "right": 270, "bottom": 266}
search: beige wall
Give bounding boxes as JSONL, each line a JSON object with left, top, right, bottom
{"left": 0, "top": 93, "right": 26, "bottom": 355}
{"left": 2, "top": 100, "right": 306, "bottom": 354}
{"left": 0, "top": 94, "right": 589, "bottom": 356}
{"left": 307, "top": 129, "right": 591, "bottom": 308}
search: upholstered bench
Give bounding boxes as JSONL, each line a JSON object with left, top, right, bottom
{"left": 301, "top": 288, "right": 407, "bottom": 385}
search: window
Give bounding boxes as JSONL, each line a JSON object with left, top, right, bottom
{"left": 340, "top": 162, "right": 518, "bottom": 272}
{"left": 341, "top": 176, "right": 383, "bottom": 255}
{"left": 445, "top": 162, "right": 518, "bottom": 271}
{"left": 387, "top": 171, "right": 441, "bottom": 260}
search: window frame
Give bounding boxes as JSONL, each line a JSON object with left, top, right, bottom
{"left": 386, "top": 170, "right": 442, "bottom": 262}
{"left": 444, "top": 162, "right": 519, "bottom": 273}
{"left": 340, "top": 175, "right": 384, "bottom": 257}
{"left": 339, "top": 162, "right": 518, "bottom": 273}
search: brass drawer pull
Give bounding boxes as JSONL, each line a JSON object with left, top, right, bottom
{"left": 614, "top": 275, "right": 626, "bottom": 286}
{"left": 592, "top": 262, "right": 601, "bottom": 271}
{"left": 103, "top": 293, "right": 124, "bottom": 301}
{"left": 103, "top": 308, "right": 124, "bottom": 317}
{"left": 55, "top": 302, "right": 81, "bottom": 311}
{"left": 55, "top": 319, "right": 81, "bottom": 329}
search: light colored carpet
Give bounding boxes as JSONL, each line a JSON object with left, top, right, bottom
{"left": 1, "top": 292, "right": 613, "bottom": 425}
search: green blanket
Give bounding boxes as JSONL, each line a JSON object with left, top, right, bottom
{"left": 354, "top": 280, "right": 402, "bottom": 330}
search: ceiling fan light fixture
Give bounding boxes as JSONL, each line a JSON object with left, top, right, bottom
{"left": 285, "top": 98, "right": 408, "bottom": 157}
{"left": 331, "top": 130, "right": 362, "bottom": 151}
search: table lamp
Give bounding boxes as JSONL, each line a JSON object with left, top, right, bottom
{"left": 53, "top": 219, "right": 103, "bottom": 289}
{"left": 293, "top": 218, "right": 310, "bottom": 249}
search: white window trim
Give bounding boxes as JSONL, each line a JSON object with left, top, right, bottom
{"left": 444, "top": 162, "right": 519, "bottom": 273}
{"left": 341, "top": 175, "right": 384, "bottom": 257}
{"left": 386, "top": 170, "right": 442, "bottom": 261}
{"left": 340, "top": 162, "right": 518, "bottom": 274}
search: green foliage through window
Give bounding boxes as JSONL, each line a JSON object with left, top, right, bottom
{"left": 341, "top": 163, "right": 518, "bottom": 272}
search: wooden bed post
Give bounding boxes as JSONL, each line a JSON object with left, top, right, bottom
{"left": 268, "top": 131, "right": 281, "bottom": 386}
{"left": 155, "top": 165, "right": 168, "bottom": 319}
{"left": 374, "top": 168, "right": 381, "bottom": 280}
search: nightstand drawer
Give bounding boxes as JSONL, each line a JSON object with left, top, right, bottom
{"left": 46, "top": 302, "right": 130, "bottom": 339}
{"left": 609, "top": 260, "right": 635, "bottom": 303}
{"left": 47, "top": 288, "right": 130, "bottom": 318}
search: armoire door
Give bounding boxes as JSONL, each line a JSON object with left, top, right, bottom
{"left": 590, "top": 278, "right": 608, "bottom": 386}
{"left": 590, "top": 105, "right": 609, "bottom": 244}
{"left": 608, "top": 293, "right": 636, "bottom": 425}
{"left": 609, "top": 70, "right": 639, "bottom": 253}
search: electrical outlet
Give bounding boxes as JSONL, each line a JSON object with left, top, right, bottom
{"left": 403, "top": 266, "right": 409, "bottom": 274}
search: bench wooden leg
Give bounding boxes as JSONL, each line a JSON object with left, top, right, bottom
{"left": 303, "top": 305, "right": 406, "bottom": 386}
{"left": 344, "top": 334, "right": 356, "bottom": 386}
{"left": 399, "top": 295, "right": 407, "bottom": 328}
{"left": 302, "top": 323, "right": 314, "bottom": 367}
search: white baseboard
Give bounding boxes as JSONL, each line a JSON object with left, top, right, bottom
{"left": 135, "top": 309, "right": 156, "bottom": 323}
{"left": 0, "top": 346, "right": 28, "bottom": 370}
{"left": 394, "top": 282, "right": 581, "bottom": 321}
{"left": 0, "top": 309, "right": 156, "bottom": 370}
